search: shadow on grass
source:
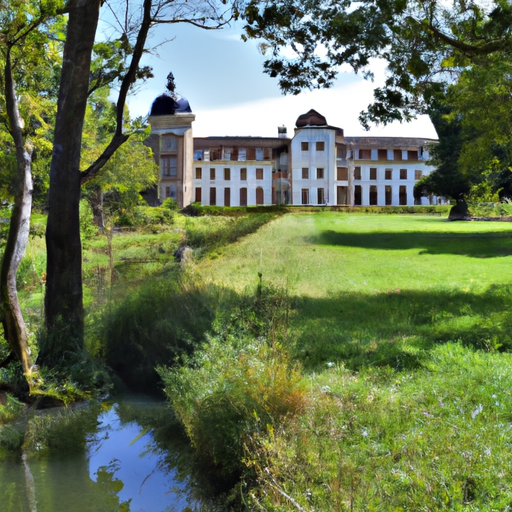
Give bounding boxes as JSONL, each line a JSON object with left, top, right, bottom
{"left": 293, "top": 284, "right": 512, "bottom": 371}
{"left": 313, "top": 230, "right": 512, "bottom": 258}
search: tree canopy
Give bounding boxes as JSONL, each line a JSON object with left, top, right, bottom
{"left": 243, "top": 0, "right": 512, "bottom": 127}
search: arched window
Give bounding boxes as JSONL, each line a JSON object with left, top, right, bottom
{"left": 256, "top": 187, "right": 264, "bottom": 205}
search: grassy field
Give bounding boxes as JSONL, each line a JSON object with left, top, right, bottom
{"left": 8, "top": 210, "right": 512, "bottom": 509}
{"left": 197, "top": 214, "right": 512, "bottom": 367}
{"left": 186, "top": 213, "right": 512, "bottom": 510}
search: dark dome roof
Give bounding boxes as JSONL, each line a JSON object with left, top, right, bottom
{"left": 175, "top": 97, "right": 192, "bottom": 113}
{"left": 296, "top": 109, "right": 327, "bottom": 127}
{"left": 150, "top": 94, "right": 192, "bottom": 116}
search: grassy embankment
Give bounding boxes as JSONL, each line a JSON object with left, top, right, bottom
{"left": 161, "top": 213, "right": 512, "bottom": 510}
{"left": 4, "top": 209, "right": 512, "bottom": 509}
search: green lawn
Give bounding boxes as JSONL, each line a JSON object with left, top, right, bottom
{"left": 197, "top": 213, "right": 512, "bottom": 369}
{"left": 190, "top": 213, "right": 512, "bottom": 510}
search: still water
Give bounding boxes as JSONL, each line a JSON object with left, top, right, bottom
{"left": 0, "top": 396, "right": 200, "bottom": 512}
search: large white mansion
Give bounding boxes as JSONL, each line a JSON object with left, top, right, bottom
{"left": 147, "top": 97, "right": 442, "bottom": 208}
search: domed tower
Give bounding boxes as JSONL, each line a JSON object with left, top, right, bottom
{"left": 148, "top": 73, "right": 195, "bottom": 207}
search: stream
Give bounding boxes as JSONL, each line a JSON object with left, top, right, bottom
{"left": 0, "top": 394, "right": 203, "bottom": 512}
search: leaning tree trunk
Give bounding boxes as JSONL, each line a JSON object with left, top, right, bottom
{"left": 0, "top": 52, "right": 34, "bottom": 379}
{"left": 38, "top": 0, "right": 102, "bottom": 367}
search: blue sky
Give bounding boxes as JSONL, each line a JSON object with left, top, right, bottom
{"left": 114, "top": 14, "right": 438, "bottom": 139}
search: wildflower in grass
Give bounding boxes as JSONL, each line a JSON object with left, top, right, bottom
{"left": 471, "top": 404, "right": 483, "bottom": 419}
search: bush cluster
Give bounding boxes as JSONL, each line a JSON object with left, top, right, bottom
{"left": 158, "top": 284, "right": 306, "bottom": 491}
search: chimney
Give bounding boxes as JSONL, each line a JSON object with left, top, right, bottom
{"left": 278, "top": 125, "right": 287, "bottom": 138}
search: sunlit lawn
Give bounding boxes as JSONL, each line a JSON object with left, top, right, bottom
{"left": 197, "top": 213, "right": 512, "bottom": 368}
{"left": 196, "top": 212, "right": 512, "bottom": 509}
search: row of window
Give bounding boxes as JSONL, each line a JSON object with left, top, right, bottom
{"left": 195, "top": 187, "right": 265, "bottom": 206}
{"left": 193, "top": 147, "right": 272, "bottom": 162}
{"left": 296, "top": 167, "right": 423, "bottom": 181}
{"left": 298, "top": 185, "right": 411, "bottom": 206}
{"left": 355, "top": 168, "right": 423, "bottom": 181}
{"left": 356, "top": 185, "right": 409, "bottom": 206}
{"left": 355, "top": 149, "right": 421, "bottom": 161}
{"left": 194, "top": 167, "right": 265, "bottom": 181}
{"left": 300, "top": 141, "right": 325, "bottom": 151}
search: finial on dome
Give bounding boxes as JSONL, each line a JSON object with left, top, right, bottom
{"left": 166, "top": 72, "right": 177, "bottom": 99}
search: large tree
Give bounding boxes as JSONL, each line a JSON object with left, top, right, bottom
{"left": 0, "top": 0, "right": 62, "bottom": 381}
{"left": 242, "top": 0, "right": 512, "bottom": 127}
{"left": 38, "top": 0, "right": 242, "bottom": 367}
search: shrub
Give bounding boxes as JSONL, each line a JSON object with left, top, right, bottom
{"left": 114, "top": 205, "right": 174, "bottom": 229}
{"left": 161, "top": 197, "right": 179, "bottom": 211}
{"left": 158, "top": 283, "right": 305, "bottom": 487}
{"left": 159, "top": 334, "right": 306, "bottom": 485}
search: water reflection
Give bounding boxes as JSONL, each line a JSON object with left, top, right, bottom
{"left": 0, "top": 397, "right": 199, "bottom": 512}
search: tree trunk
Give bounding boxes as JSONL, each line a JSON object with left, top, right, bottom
{"left": 39, "top": 0, "right": 102, "bottom": 367}
{"left": 88, "top": 184, "right": 105, "bottom": 231}
{"left": 1, "top": 52, "right": 34, "bottom": 380}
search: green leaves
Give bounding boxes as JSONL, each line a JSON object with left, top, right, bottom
{"left": 242, "top": 0, "right": 512, "bottom": 125}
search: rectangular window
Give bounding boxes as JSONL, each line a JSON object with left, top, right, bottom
{"left": 210, "top": 168, "right": 215, "bottom": 180}
{"left": 195, "top": 187, "right": 202, "bottom": 203}
{"left": 394, "top": 149, "right": 402, "bottom": 161}
{"left": 240, "top": 168, "right": 247, "bottom": 180}
{"left": 316, "top": 141, "right": 325, "bottom": 151}
{"left": 378, "top": 149, "right": 387, "bottom": 160}
{"left": 301, "top": 188, "right": 309, "bottom": 205}
{"left": 161, "top": 156, "right": 177, "bottom": 177}
{"left": 301, "top": 141, "right": 309, "bottom": 151}
{"left": 317, "top": 188, "right": 325, "bottom": 204}
{"left": 354, "top": 167, "right": 361, "bottom": 180}
{"left": 210, "top": 149, "right": 220, "bottom": 161}
{"left": 399, "top": 185, "right": 407, "bottom": 205}
{"left": 409, "top": 150, "right": 418, "bottom": 161}
{"left": 193, "top": 150, "right": 203, "bottom": 161}
{"left": 255, "top": 148, "right": 264, "bottom": 161}
{"left": 415, "top": 170, "right": 423, "bottom": 180}
{"left": 302, "top": 167, "right": 309, "bottom": 179}
{"left": 400, "top": 169, "right": 407, "bottom": 180}
{"left": 224, "top": 187, "right": 231, "bottom": 207}
{"left": 370, "top": 168, "right": 377, "bottom": 180}
{"left": 240, "top": 188, "right": 248, "bottom": 206}
{"left": 336, "top": 144, "right": 346, "bottom": 159}
{"left": 195, "top": 168, "right": 202, "bottom": 179}
{"left": 224, "top": 168, "right": 231, "bottom": 180}
{"left": 256, "top": 168, "right": 264, "bottom": 180}
{"left": 337, "top": 167, "right": 348, "bottom": 180}
{"left": 385, "top": 168, "right": 392, "bottom": 180}
{"left": 385, "top": 185, "right": 392, "bottom": 205}
{"left": 238, "top": 148, "right": 246, "bottom": 161}
{"left": 317, "top": 168, "right": 324, "bottom": 179}
{"left": 223, "top": 149, "right": 231, "bottom": 161}
{"left": 337, "top": 186, "right": 348, "bottom": 205}
{"left": 359, "top": 149, "right": 371, "bottom": 159}
{"left": 210, "top": 187, "right": 216, "bottom": 206}
{"left": 370, "top": 185, "right": 378, "bottom": 205}
{"left": 354, "top": 185, "right": 362, "bottom": 205}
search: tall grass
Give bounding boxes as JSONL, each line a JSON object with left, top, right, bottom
{"left": 158, "top": 284, "right": 307, "bottom": 496}
{"left": 249, "top": 344, "right": 512, "bottom": 510}
{"left": 97, "top": 272, "right": 219, "bottom": 392}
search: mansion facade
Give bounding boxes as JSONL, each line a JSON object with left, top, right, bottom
{"left": 148, "top": 101, "right": 442, "bottom": 208}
